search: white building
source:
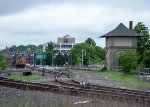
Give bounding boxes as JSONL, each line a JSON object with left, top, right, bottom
{"left": 54, "top": 35, "right": 77, "bottom": 54}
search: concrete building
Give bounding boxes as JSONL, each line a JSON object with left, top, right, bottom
{"left": 54, "top": 35, "right": 76, "bottom": 54}
{"left": 100, "top": 21, "right": 141, "bottom": 70}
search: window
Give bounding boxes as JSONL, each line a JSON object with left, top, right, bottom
{"left": 64, "top": 39, "right": 68, "bottom": 43}
{"left": 114, "top": 37, "right": 132, "bottom": 46}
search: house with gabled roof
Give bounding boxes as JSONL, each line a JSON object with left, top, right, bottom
{"left": 100, "top": 21, "right": 141, "bottom": 70}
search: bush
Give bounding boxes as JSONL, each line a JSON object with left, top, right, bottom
{"left": 0, "top": 55, "right": 6, "bottom": 70}
{"left": 118, "top": 50, "right": 138, "bottom": 74}
{"left": 143, "top": 50, "right": 150, "bottom": 68}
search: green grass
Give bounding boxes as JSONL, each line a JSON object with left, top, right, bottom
{"left": 101, "top": 71, "right": 138, "bottom": 81}
{"left": 5, "top": 73, "right": 41, "bottom": 82}
{"left": 101, "top": 71, "right": 150, "bottom": 87}
{"left": 73, "top": 70, "right": 150, "bottom": 87}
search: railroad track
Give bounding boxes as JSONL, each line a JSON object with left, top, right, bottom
{"left": 55, "top": 72, "right": 150, "bottom": 106}
{"left": 56, "top": 78, "right": 150, "bottom": 96}
{"left": 0, "top": 72, "right": 150, "bottom": 107}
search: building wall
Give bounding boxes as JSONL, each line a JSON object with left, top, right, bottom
{"left": 57, "top": 37, "right": 75, "bottom": 43}
{"left": 54, "top": 43, "right": 76, "bottom": 54}
{"left": 54, "top": 36, "right": 76, "bottom": 54}
{"left": 106, "top": 37, "right": 137, "bottom": 70}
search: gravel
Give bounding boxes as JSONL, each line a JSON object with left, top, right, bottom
{"left": 71, "top": 70, "right": 150, "bottom": 92}
{"left": 0, "top": 69, "right": 149, "bottom": 107}
{"left": 0, "top": 86, "right": 142, "bottom": 107}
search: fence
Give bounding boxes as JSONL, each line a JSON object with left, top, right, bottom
{"left": 137, "top": 67, "right": 150, "bottom": 81}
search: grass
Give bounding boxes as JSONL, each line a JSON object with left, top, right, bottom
{"left": 101, "top": 71, "right": 138, "bottom": 81}
{"left": 5, "top": 73, "right": 41, "bottom": 82}
{"left": 0, "top": 91, "right": 142, "bottom": 107}
{"left": 72, "top": 70, "right": 150, "bottom": 87}
{"left": 101, "top": 71, "right": 150, "bottom": 87}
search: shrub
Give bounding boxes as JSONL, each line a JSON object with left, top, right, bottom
{"left": 0, "top": 55, "right": 6, "bottom": 70}
{"left": 143, "top": 50, "right": 150, "bottom": 68}
{"left": 118, "top": 50, "right": 138, "bottom": 74}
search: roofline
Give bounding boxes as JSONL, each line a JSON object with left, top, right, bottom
{"left": 100, "top": 35, "right": 142, "bottom": 38}
{"left": 100, "top": 23, "right": 142, "bottom": 38}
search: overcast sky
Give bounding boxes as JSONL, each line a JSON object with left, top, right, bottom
{"left": 0, "top": 0, "right": 150, "bottom": 49}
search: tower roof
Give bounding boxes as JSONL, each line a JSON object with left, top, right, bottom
{"left": 100, "top": 23, "right": 141, "bottom": 37}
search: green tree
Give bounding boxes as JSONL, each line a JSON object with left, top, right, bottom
{"left": 92, "top": 46, "right": 105, "bottom": 63}
{"left": 9, "top": 45, "right": 17, "bottom": 51}
{"left": 63, "top": 52, "right": 68, "bottom": 64}
{"left": 69, "top": 43, "right": 91, "bottom": 65}
{"left": 44, "top": 42, "right": 54, "bottom": 65}
{"left": 9, "top": 44, "right": 43, "bottom": 53}
{"left": 55, "top": 53, "right": 64, "bottom": 66}
{"left": 36, "top": 45, "right": 43, "bottom": 53}
{"left": 0, "top": 55, "right": 6, "bottom": 70}
{"left": 118, "top": 50, "right": 138, "bottom": 74}
{"left": 69, "top": 43, "right": 104, "bottom": 65}
{"left": 143, "top": 50, "right": 150, "bottom": 68}
{"left": 133, "top": 22, "right": 150, "bottom": 57}
{"left": 26, "top": 45, "right": 37, "bottom": 53}
{"left": 85, "top": 37, "right": 96, "bottom": 46}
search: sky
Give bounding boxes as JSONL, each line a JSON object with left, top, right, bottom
{"left": 0, "top": 0, "right": 150, "bottom": 49}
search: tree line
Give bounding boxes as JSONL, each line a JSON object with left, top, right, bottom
{"left": 0, "top": 37, "right": 105, "bottom": 68}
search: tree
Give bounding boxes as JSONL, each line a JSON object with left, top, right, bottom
{"left": 133, "top": 22, "right": 150, "bottom": 57}
{"left": 143, "top": 50, "right": 150, "bottom": 68}
{"left": 69, "top": 43, "right": 92, "bottom": 65}
{"left": 85, "top": 37, "right": 96, "bottom": 46}
{"left": 9, "top": 45, "right": 17, "bottom": 51}
{"left": 63, "top": 52, "right": 68, "bottom": 64}
{"left": 118, "top": 50, "right": 138, "bottom": 74}
{"left": 45, "top": 42, "right": 54, "bottom": 52}
{"left": 8, "top": 44, "right": 43, "bottom": 53}
{"left": 55, "top": 53, "right": 64, "bottom": 66}
{"left": 69, "top": 43, "right": 104, "bottom": 65}
{"left": 44, "top": 41, "right": 54, "bottom": 65}
{"left": 0, "top": 55, "right": 6, "bottom": 70}
{"left": 93, "top": 46, "right": 105, "bottom": 62}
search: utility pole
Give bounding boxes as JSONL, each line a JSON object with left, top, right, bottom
{"left": 82, "top": 49, "right": 84, "bottom": 69}
{"left": 42, "top": 54, "right": 44, "bottom": 76}
{"left": 34, "top": 53, "right": 36, "bottom": 67}
{"left": 42, "top": 44, "right": 45, "bottom": 76}
{"left": 52, "top": 50, "right": 53, "bottom": 69}
{"left": 71, "top": 52, "right": 72, "bottom": 66}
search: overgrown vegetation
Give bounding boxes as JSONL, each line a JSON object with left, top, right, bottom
{"left": 118, "top": 50, "right": 138, "bottom": 74}
{"left": 5, "top": 73, "right": 40, "bottom": 81}
{"left": 133, "top": 22, "right": 150, "bottom": 66}
{"left": 0, "top": 55, "right": 6, "bottom": 70}
{"left": 102, "top": 71, "right": 150, "bottom": 87}
{"left": 133, "top": 22, "right": 150, "bottom": 58}
{"left": 142, "top": 50, "right": 150, "bottom": 68}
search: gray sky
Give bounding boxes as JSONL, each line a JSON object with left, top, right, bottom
{"left": 0, "top": 0, "right": 150, "bottom": 49}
